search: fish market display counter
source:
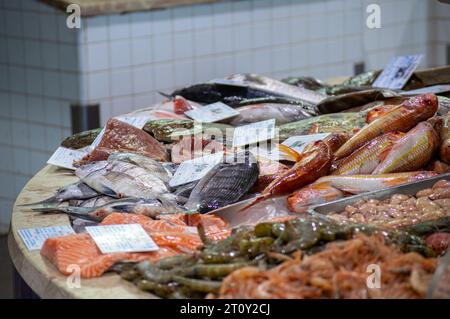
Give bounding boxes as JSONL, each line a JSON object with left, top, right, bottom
{"left": 7, "top": 165, "right": 152, "bottom": 299}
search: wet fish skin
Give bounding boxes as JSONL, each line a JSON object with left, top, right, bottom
{"left": 186, "top": 152, "right": 259, "bottom": 213}
{"left": 332, "top": 131, "right": 404, "bottom": 175}
{"left": 229, "top": 103, "right": 314, "bottom": 126}
{"left": 61, "top": 128, "right": 102, "bottom": 149}
{"left": 372, "top": 121, "right": 441, "bottom": 174}
{"left": 32, "top": 198, "right": 184, "bottom": 222}
{"left": 316, "top": 171, "right": 438, "bottom": 194}
{"left": 334, "top": 94, "right": 439, "bottom": 159}
{"left": 287, "top": 182, "right": 344, "bottom": 213}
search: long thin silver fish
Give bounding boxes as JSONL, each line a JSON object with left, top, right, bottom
{"left": 32, "top": 198, "right": 185, "bottom": 222}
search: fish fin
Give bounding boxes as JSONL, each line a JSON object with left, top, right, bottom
{"left": 18, "top": 195, "right": 60, "bottom": 207}
{"left": 379, "top": 144, "right": 394, "bottom": 161}
{"left": 158, "top": 91, "right": 172, "bottom": 99}
{"left": 276, "top": 144, "right": 303, "bottom": 162}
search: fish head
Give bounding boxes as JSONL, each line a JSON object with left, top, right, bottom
{"left": 403, "top": 93, "right": 438, "bottom": 120}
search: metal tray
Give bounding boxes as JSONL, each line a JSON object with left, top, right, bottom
{"left": 308, "top": 172, "right": 450, "bottom": 216}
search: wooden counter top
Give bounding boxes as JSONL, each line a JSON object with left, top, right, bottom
{"left": 8, "top": 165, "right": 153, "bottom": 299}
{"left": 40, "top": 0, "right": 223, "bottom": 17}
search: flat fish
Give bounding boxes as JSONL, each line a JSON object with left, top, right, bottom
{"left": 75, "top": 160, "right": 176, "bottom": 203}
{"left": 186, "top": 152, "right": 259, "bottom": 213}
{"left": 229, "top": 103, "right": 314, "bottom": 126}
{"left": 32, "top": 198, "right": 185, "bottom": 222}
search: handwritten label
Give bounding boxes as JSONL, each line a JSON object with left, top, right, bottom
{"left": 402, "top": 84, "right": 450, "bottom": 95}
{"left": 86, "top": 224, "right": 159, "bottom": 254}
{"left": 232, "top": 119, "right": 276, "bottom": 148}
{"left": 169, "top": 152, "right": 224, "bottom": 187}
{"left": 18, "top": 226, "right": 75, "bottom": 251}
{"left": 372, "top": 54, "right": 423, "bottom": 89}
{"left": 185, "top": 102, "right": 239, "bottom": 123}
{"left": 47, "top": 147, "right": 87, "bottom": 170}
{"left": 91, "top": 116, "right": 150, "bottom": 148}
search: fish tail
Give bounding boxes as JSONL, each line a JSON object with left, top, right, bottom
{"left": 276, "top": 144, "right": 303, "bottom": 162}
{"left": 31, "top": 206, "right": 96, "bottom": 221}
{"left": 18, "top": 195, "right": 60, "bottom": 207}
{"left": 158, "top": 91, "right": 172, "bottom": 99}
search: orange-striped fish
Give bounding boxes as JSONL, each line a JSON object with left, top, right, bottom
{"left": 334, "top": 94, "right": 438, "bottom": 159}
{"left": 287, "top": 182, "right": 344, "bottom": 213}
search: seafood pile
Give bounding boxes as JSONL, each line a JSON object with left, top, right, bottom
{"left": 20, "top": 70, "right": 450, "bottom": 298}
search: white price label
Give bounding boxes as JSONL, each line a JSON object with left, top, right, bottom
{"left": 185, "top": 102, "right": 239, "bottom": 123}
{"left": 47, "top": 147, "right": 87, "bottom": 170}
{"left": 372, "top": 54, "right": 423, "bottom": 89}
{"left": 86, "top": 224, "right": 159, "bottom": 254}
{"left": 282, "top": 133, "right": 331, "bottom": 153}
{"left": 169, "top": 152, "right": 224, "bottom": 187}
{"left": 402, "top": 84, "right": 450, "bottom": 95}
{"left": 91, "top": 116, "right": 150, "bottom": 148}
{"left": 232, "top": 119, "right": 276, "bottom": 147}
{"left": 18, "top": 226, "right": 75, "bottom": 251}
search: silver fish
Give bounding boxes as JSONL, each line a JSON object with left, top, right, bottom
{"left": 75, "top": 160, "right": 177, "bottom": 203}
{"left": 229, "top": 103, "right": 314, "bottom": 126}
{"left": 108, "top": 152, "right": 171, "bottom": 183}
{"left": 69, "top": 195, "right": 117, "bottom": 208}
{"left": 186, "top": 152, "right": 259, "bottom": 213}
{"left": 32, "top": 198, "right": 184, "bottom": 222}
{"left": 20, "top": 181, "right": 99, "bottom": 206}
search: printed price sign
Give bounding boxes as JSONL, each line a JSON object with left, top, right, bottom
{"left": 86, "top": 224, "right": 159, "bottom": 254}
{"left": 47, "top": 147, "right": 87, "bottom": 170}
{"left": 372, "top": 54, "right": 423, "bottom": 89}
{"left": 402, "top": 84, "right": 450, "bottom": 95}
{"left": 18, "top": 225, "right": 75, "bottom": 251}
{"left": 184, "top": 102, "right": 239, "bottom": 123}
{"left": 282, "top": 133, "right": 331, "bottom": 153}
{"left": 169, "top": 152, "right": 224, "bottom": 187}
{"left": 91, "top": 116, "right": 150, "bottom": 148}
{"left": 232, "top": 119, "right": 276, "bottom": 148}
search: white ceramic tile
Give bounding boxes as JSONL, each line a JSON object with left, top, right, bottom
{"left": 59, "top": 43, "right": 79, "bottom": 72}
{"left": 192, "top": 4, "right": 213, "bottom": 29}
{"left": 88, "top": 72, "right": 110, "bottom": 100}
{"left": 44, "top": 98, "right": 62, "bottom": 126}
{"left": 173, "top": 6, "right": 193, "bottom": 32}
{"left": 327, "top": 38, "right": 344, "bottom": 63}
{"left": 22, "top": 11, "right": 40, "bottom": 39}
{"left": 57, "top": 13, "right": 78, "bottom": 44}
{"left": 213, "top": 2, "right": 232, "bottom": 28}
{"left": 194, "top": 56, "right": 215, "bottom": 83}
{"left": 290, "top": 16, "right": 309, "bottom": 43}
{"left": 252, "top": 49, "right": 271, "bottom": 73}
{"left": 232, "top": 1, "right": 251, "bottom": 24}
{"left": 60, "top": 73, "right": 79, "bottom": 101}
{"left": 252, "top": 0, "right": 271, "bottom": 21}
{"left": 308, "top": 40, "right": 327, "bottom": 67}
{"left": 24, "top": 40, "right": 41, "bottom": 67}
{"left": 174, "top": 32, "right": 194, "bottom": 59}
{"left": 272, "top": 46, "right": 290, "bottom": 72}
{"left": 132, "top": 65, "right": 153, "bottom": 94}
{"left": 60, "top": 104, "right": 71, "bottom": 128}
{"left": 86, "top": 16, "right": 108, "bottom": 42}
{"left": 131, "top": 37, "right": 152, "bottom": 65}
{"left": 272, "top": 0, "right": 292, "bottom": 19}
{"left": 43, "top": 70, "right": 60, "bottom": 99}
{"left": 30, "top": 150, "right": 49, "bottom": 175}
{"left": 252, "top": 22, "right": 271, "bottom": 48}
{"left": 131, "top": 11, "right": 152, "bottom": 37}
{"left": 41, "top": 42, "right": 60, "bottom": 70}
{"left": 344, "top": 10, "right": 362, "bottom": 36}
{"left": 87, "top": 42, "right": 109, "bottom": 71}
{"left": 0, "top": 65, "right": 8, "bottom": 91}
{"left": 0, "top": 36, "right": 6, "bottom": 64}
{"left": 27, "top": 96, "right": 45, "bottom": 124}
{"left": 152, "top": 34, "right": 173, "bottom": 62}
{"left": 28, "top": 123, "right": 46, "bottom": 150}
{"left": 109, "top": 39, "right": 132, "bottom": 68}
{"left": 99, "top": 99, "right": 112, "bottom": 124}
{"left": 7, "top": 38, "right": 24, "bottom": 65}
{"left": 11, "top": 66, "right": 27, "bottom": 93}
{"left": 151, "top": 9, "right": 172, "bottom": 34}
{"left": 327, "top": 13, "right": 344, "bottom": 38}
{"left": 45, "top": 126, "right": 63, "bottom": 151}
{"left": 108, "top": 14, "right": 130, "bottom": 40}
{"left": 233, "top": 51, "right": 253, "bottom": 74}
{"left": 110, "top": 69, "right": 132, "bottom": 97}
{"left": 9, "top": 93, "right": 27, "bottom": 120}
{"left": 12, "top": 147, "right": 31, "bottom": 176}
{"left": 344, "top": 35, "right": 364, "bottom": 62}
{"left": 0, "top": 92, "right": 9, "bottom": 117}
{"left": 174, "top": 60, "right": 194, "bottom": 87}
{"left": 271, "top": 20, "right": 290, "bottom": 46}
{"left": 0, "top": 172, "right": 15, "bottom": 199}
{"left": 0, "top": 118, "right": 12, "bottom": 146}
{"left": 14, "top": 175, "right": 30, "bottom": 196}
{"left": 111, "top": 96, "right": 134, "bottom": 117}
{"left": 214, "top": 54, "right": 234, "bottom": 78}
{"left": 5, "top": 10, "right": 22, "bottom": 37}
{"left": 4, "top": 0, "right": 22, "bottom": 9}
{"left": 133, "top": 92, "right": 155, "bottom": 110}
{"left": 11, "top": 121, "right": 29, "bottom": 148}
{"left": 0, "top": 145, "right": 13, "bottom": 173}
{"left": 39, "top": 13, "right": 58, "bottom": 41}
{"left": 194, "top": 30, "right": 214, "bottom": 56}
{"left": 214, "top": 27, "right": 234, "bottom": 54}
{"left": 153, "top": 62, "right": 174, "bottom": 91}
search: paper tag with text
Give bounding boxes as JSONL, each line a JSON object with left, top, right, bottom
{"left": 18, "top": 225, "right": 75, "bottom": 251}
{"left": 169, "top": 152, "right": 224, "bottom": 187}
{"left": 232, "top": 119, "right": 276, "bottom": 148}
{"left": 372, "top": 54, "right": 423, "bottom": 89}
{"left": 86, "top": 224, "right": 159, "bottom": 254}
{"left": 47, "top": 147, "right": 87, "bottom": 170}
{"left": 282, "top": 133, "right": 331, "bottom": 153}
{"left": 185, "top": 102, "right": 239, "bottom": 123}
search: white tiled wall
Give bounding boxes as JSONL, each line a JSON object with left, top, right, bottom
{"left": 1, "top": 0, "right": 450, "bottom": 234}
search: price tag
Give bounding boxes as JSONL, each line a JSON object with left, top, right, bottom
{"left": 282, "top": 133, "right": 331, "bottom": 153}
{"left": 18, "top": 225, "right": 75, "bottom": 251}
{"left": 372, "top": 54, "right": 423, "bottom": 89}
{"left": 169, "top": 152, "right": 224, "bottom": 187}
{"left": 86, "top": 224, "right": 159, "bottom": 254}
{"left": 401, "top": 84, "right": 450, "bottom": 95}
{"left": 184, "top": 102, "right": 239, "bottom": 123}
{"left": 91, "top": 116, "right": 150, "bottom": 148}
{"left": 232, "top": 119, "right": 276, "bottom": 148}
{"left": 47, "top": 147, "right": 87, "bottom": 170}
